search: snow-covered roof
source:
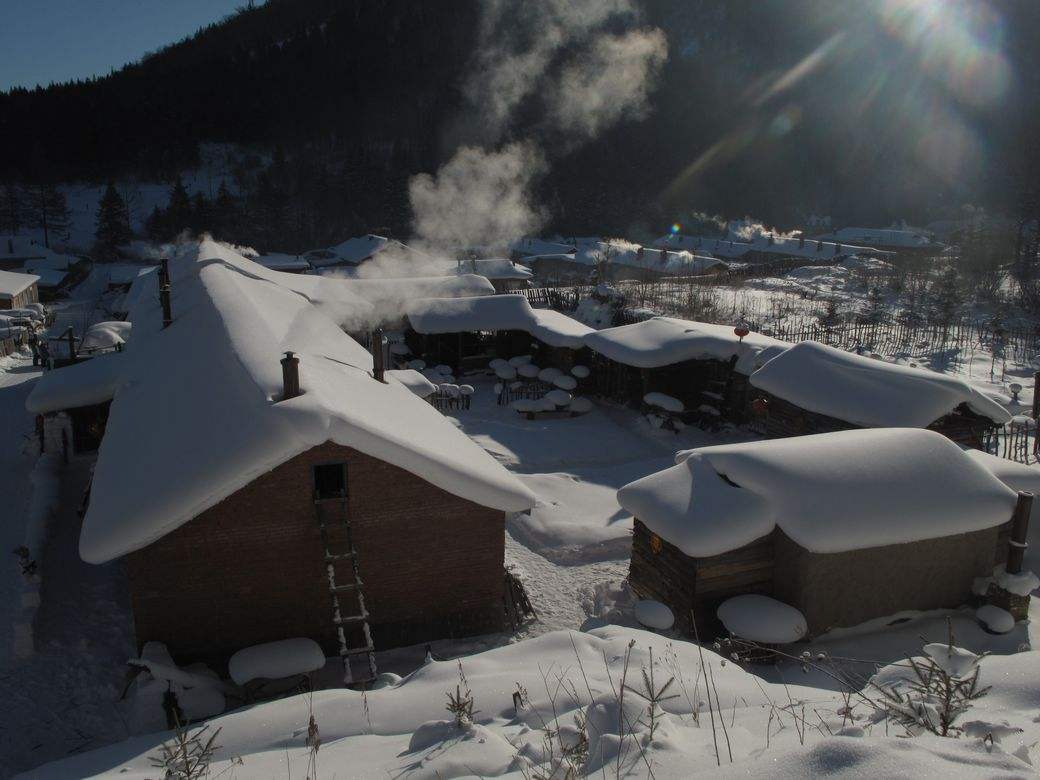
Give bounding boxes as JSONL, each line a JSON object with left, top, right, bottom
{"left": 963, "top": 448, "right": 1040, "bottom": 497}
{"left": 585, "top": 316, "right": 788, "bottom": 374}
{"left": 307, "top": 234, "right": 390, "bottom": 267}
{"left": 749, "top": 341, "right": 1011, "bottom": 427}
{"left": 255, "top": 253, "right": 311, "bottom": 272}
{"left": 618, "top": 428, "right": 1018, "bottom": 557}
{"left": 510, "top": 238, "right": 577, "bottom": 257}
{"left": 28, "top": 239, "right": 534, "bottom": 564}
{"left": 815, "top": 227, "right": 941, "bottom": 249}
{"left": 0, "top": 269, "right": 39, "bottom": 298}
{"left": 405, "top": 294, "right": 593, "bottom": 349}
{"left": 106, "top": 264, "right": 155, "bottom": 286}
{"left": 466, "top": 258, "right": 533, "bottom": 281}
{"left": 27, "top": 352, "right": 126, "bottom": 411}
{"left": 652, "top": 234, "right": 752, "bottom": 259}
{"left": 31, "top": 268, "right": 68, "bottom": 288}
{"left": 24, "top": 254, "right": 74, "bottom": 272}
{"left": 653, "top": 233, "right": 890, "bottom": 261}
{"left": 572, "top": 242, "right": 728, "bottom": 274}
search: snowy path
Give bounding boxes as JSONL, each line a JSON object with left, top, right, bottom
{"left": 0, "top": 456, "right": 135, "bottom": 777}
{"left": 0, "top": 356, "right": 42, "bottom": 665}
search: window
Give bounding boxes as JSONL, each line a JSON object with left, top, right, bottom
{"left": 313, "top": 463, "right": 347, "bottom": 500}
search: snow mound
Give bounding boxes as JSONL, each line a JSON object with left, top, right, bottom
{"left": 718, "top": 594, "right": 807, "bottom": 644}
{"left": 644, "top": 391, "right": 684, "bottom": 413}
{"left": 922, "top": 643, "right": 982, "bottom": 678}
{"left": 228, "top": 638, "right": 326, "bottom": 685}
{"left": 633, "top": 599, "right": 674, "bottom": 630}
{"left": 976, "top": 604, "right": 1015, "bottom": 634}
{"left": 80, "top": 321, "right": 132, "bottom": 351}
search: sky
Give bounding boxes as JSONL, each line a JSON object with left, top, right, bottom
{"left": 0, "top": 0, "right": 254, "bottom": 92}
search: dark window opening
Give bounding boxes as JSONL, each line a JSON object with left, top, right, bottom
{"left": 313, "top": 463, "right": 347, "bottom": 500}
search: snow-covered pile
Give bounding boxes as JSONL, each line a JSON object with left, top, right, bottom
{"left": 227, "top": 638, "right": 326, "bottom": 685}
{"left": 717, "top": 594, "right": 807, "bottom": 644}
{"left": 618, "top": 429, "right": 1018, "bottom": 557}
{"left": 28, "top": 240, "right": 534, "bottom": 564}
{"left": 79, "top": 321, "right": 132, "bottom": 352}
{"left": 586, "top": 316, "right": 787, "bottom": 374}
{"left": 750, "top": 341, "right": 1012, "bottom": 427}
{"left": 406, "top": 294, "right": 593, "bottom": 349}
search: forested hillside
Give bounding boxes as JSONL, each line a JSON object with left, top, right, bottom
{"left": 1, "top": 0, "right": 1037, "bottom": 249}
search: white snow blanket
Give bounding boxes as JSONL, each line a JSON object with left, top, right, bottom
{"left": 964, "top": 449, "right": 1040, "bottom": 569}
{"left": 405, "top": 294, "right": 592, "bottom": 349}
{"left": 228, "top": 638, "right": 326, "bottom": 685}
{"left": 254, "top": 253, "right": 311, "bottom": 272}
{"left": 585, "top": 316, "right": 787, "bottom": 374}
{"left": 618, "top": 429, "right": 1018, "bottom": 557}
{"left": 749, "top": 341, "right": 1012, "bottom": 427}
{"left": 30, "top": 240, "right": 534, "bottom": 564}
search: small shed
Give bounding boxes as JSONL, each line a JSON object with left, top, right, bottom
{"left": 27, "top": 241, "right": 536, "bottom": 671}
{"left": 0, "top": 269, "right": 40, "bottom": 310}
{"left": 619, "top": 429, "right": 1020, "bottom": 638}
{"left": 404, "top": 294, "right": 593, "bottom": 373}
{"left": 748, "top": 341, "right": 1011, "bottom": 448}
{"left": 584, "top": 316, "right": 788, "bottom": 419}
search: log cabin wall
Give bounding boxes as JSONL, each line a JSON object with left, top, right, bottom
{"left": 629, "top": 519, "right": 775, "bottom": 638}
{"left": 753, "top": 390, "right": 998, "bottom": 450}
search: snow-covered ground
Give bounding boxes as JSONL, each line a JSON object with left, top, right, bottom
{"left": 6, "top": 253, "right": 1040, "bottom": 777}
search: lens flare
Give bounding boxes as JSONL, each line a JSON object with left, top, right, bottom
{"left": 670, "top": 223, "right": 681, "bottom": 234}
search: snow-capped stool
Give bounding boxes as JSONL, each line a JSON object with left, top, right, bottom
{"left": 229, "top": 638, "right": 326, "bottom": 701}
{"left": 717, "top": 594, "right": 807, "bottom": 662}
{"left": 634, "top": 599, "right": 674, "bottom": 631}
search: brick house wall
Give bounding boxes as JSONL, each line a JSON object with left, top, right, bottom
{"left": 124, "top": 441, "right": 506, "bottom": 666}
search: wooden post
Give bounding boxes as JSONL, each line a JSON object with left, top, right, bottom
{"left": 1032, "top": 371, "right": 1039, "bottom": 420}
{"left": 372, "top": 328, "right": 386, "bottom": 383}
{"left": 1007, "top": 491, "right": 1033, "bottom": 575}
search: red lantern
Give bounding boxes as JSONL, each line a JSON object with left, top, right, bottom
{"left": 734, "top": 324, "right": 750, "bottom": 341}
{"left": 750, "top": 397, "right": 769, "bottom": 416}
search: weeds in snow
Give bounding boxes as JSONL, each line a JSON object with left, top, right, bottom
{"left": 150, "top": 718, "right": 238, "bottom": 780}
{"left": 445, "top": 660, "right": 478, "bottom": 728}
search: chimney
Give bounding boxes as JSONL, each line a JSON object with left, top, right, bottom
{"left": 834, "top": 242, "right": 842, "bottom": 255}
{"left": 798, "top": 235, "right": 804, "bottom": 248}
{"left": 1007, "top": 491, "right": 1033, "bottom": 574}
{"left": 160, "top": 282, "right": 172, "bottom": 328}
{"left": 159, "top": 257, "right": 170, "bottom": 287}
{"left": 281, "top": 351, "right": 301, "bottom": 400}
{"left": 371, "top": 328, "right": 386, "bottom": 383}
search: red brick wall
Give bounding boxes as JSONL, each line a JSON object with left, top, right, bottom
{"left": 125, "top": 441, "right": 505, "bottom": 665}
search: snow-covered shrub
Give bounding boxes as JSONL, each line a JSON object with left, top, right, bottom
{"left": 873, "top": 621, "right": 990, "bottom": 737}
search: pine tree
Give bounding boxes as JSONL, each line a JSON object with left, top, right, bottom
{"left": 95, "top": 181, "right": 132, "bottom": 260}
{"left": 1, "top": 183, "right": 25, "bottom": 235}
{"left": 214, "top": 180, "right": 239, "bottom": 238}
{"left": 145, "top": 205, "right": 167, "bottom": 241}
{"left": 190, "top": 192, "right": 213, "bottom": 234}
{"left": 166, "top": 176, "right": 192, "bottom": 234}
{"left": 28, "top": 183, "right": 71, "bottom": 248}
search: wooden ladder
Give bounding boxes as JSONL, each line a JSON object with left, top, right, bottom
{"left": 314, "top": 495, "right": 377, "bottom": 685}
